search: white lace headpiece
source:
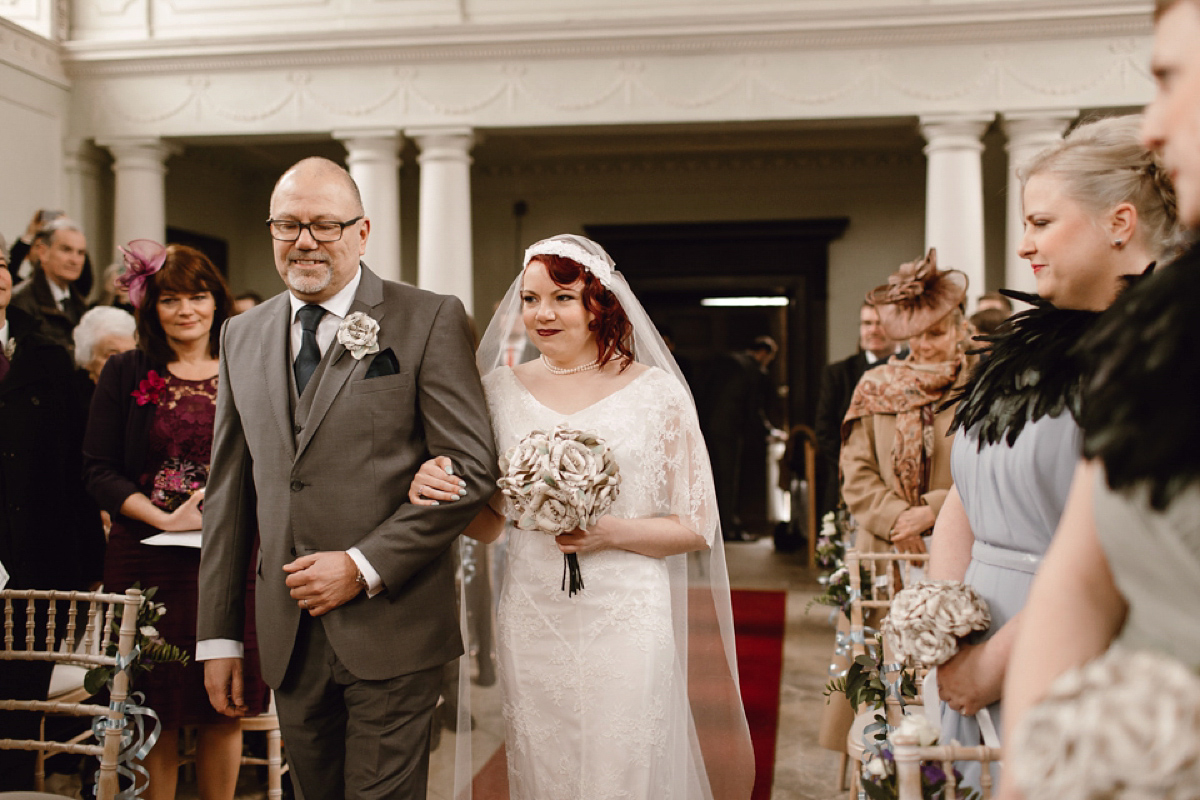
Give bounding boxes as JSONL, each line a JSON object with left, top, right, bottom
{"left": 523, "top": 234, "right": 615, "bottom": 288}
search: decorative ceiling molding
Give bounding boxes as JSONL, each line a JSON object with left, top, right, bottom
{"left": 0, "top": 15, "right": 68, "bottom": 87}
{"left": 62, "top": 3, "right": 1152, "bottom": 76}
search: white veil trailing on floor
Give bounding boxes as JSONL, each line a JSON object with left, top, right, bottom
{"left": 450, "top": 233, "right": 755, "bottom": 799}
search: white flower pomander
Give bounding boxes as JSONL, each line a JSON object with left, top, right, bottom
{"left": 882, "top": 580, "right": 991, "bottom": 668}
{"left": 1011, "top": 648, "right": 1200, "bottom": 800}
{"left": 497, "top": 425, "right": 621, "bottom": 535}
{"left": 894, "top": 713, "right": 941, "bottom": 747}
{"left": 337, "top": 312, "right": 381, "bottom": 360}
{"left": 865, "top": 755, "right": 891, "bottom": 778}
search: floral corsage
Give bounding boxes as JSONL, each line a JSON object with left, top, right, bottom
{"left": 132, "top": 370, "right": 167, "bottom": 406}
{"left": 337, "top": 312, "right": 380, "bottom": 360}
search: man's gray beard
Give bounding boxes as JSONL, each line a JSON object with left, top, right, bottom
{"left": 285, "top": 264, "right": 333, "bottom": 296}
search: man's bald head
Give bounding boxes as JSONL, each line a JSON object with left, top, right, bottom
{"left": 272, "top": 157, "right": 364, "bottom": 216}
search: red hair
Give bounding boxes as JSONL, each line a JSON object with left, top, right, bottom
{"left": 531, "top": 254, "right": 633, "bottom": 371}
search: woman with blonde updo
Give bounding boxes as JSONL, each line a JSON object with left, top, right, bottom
{"left": 925, "top": 114, "right": 1179, "bottom": 784}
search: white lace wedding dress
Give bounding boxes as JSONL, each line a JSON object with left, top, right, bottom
{"left": 483, "top": 364, "right": 719, "bottom": 800}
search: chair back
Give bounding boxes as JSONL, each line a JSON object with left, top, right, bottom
{"left": 892, "top": 731, "right": 1002, "bottom": 799}
{"left": 0, "top": 588, "right": 143, "bottom": 800}
{"left": 845, "top": 550, "right": 930, "bottom": 657}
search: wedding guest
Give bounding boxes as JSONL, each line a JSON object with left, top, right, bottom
{"left": 814, "top": 301, "right": 899, "bottom": 521}
{"left": 926, "top": 113, "right": 1178, "bottom": 788}
{"left": 10, "top": 218, "right": 89, "bottom": 353}
{"left": 0, "top": 240, "right": 105, "bottom": 790}
{"left": 820, "top": 250, "right": 973, "bottom": 764}
{"left": 975, "top": 292, "right": 1014, "bottom": 316}
{"left": 83, "top": 241, "right": 267, "bottom": 800}
{"left": 408, "top": 234, "right": 754, "bottom": 800}
{"left": 232, "top": 291, "right": 262, "bottom": 315}
{"left": 89, "top": 262, "right": 135, "bottom": 314}
{"left": 999, "top": 2, "right": 1200, "bottom": 795}
{"left": 840, "top": 249, "right": 973, "bottom": 558}
{"left": 74, "top": 306, "right": 136, "bottom": 383}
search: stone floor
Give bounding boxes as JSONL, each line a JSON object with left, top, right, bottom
{"left": 48, "top": 537, "right": 847, "bottom": 800}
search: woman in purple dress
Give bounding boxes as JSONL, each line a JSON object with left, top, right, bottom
{"left": 83, "top": 241, "right": 267, "bottom": 800}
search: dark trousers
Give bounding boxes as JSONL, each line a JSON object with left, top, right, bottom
{"left": 0, "top": 660, "right": 54, "bottom": 790}
{"left": 274, "top": 615, "right": 442, "bottom": 800}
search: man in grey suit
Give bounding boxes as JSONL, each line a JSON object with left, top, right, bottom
{"left": 197, "top": 157, "right": 497, "bottom": 799}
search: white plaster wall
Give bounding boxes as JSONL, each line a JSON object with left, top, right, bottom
{"left": 0, "top": 18, "right": 70, "bottom": 253}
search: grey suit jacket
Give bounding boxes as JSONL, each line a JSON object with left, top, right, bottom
{"left": 197, "top": 266, "right": 498, "bottom": 685}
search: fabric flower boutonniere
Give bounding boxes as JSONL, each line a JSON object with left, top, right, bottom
{"left": 3, "top": 338, "right": 16, "bottom": 361}
{"left": 132, "top": 370, "right": 167, "bottom": 406}
{"left": 337, "top": 312, "right": 381, "bottom": 360}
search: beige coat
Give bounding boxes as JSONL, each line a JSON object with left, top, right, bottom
{"left": 839, "top": 385, "right": 962, "bottom": 552}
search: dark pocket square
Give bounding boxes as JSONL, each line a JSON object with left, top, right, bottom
{"left": 365, "top": 348, "right": 400, "bottom": 379}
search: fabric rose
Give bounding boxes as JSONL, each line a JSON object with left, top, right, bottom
{"left": 337, "top": 312, "right": 381, "bottom": 360}
{"left": 894, "top": 713, "right": 940, "bottom": 747}
{"left": 498, "top": 425, "right": 621, "bottom": 594}
{"left": 882, "top": 580, "right": 991, "bottom": 668}
{"left": 1012, "top": 648, "right": 1200, "bottom": 800}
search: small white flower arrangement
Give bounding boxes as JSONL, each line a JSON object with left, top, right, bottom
{"left": 337, "top": 312, "right": 380, "bottom": 360}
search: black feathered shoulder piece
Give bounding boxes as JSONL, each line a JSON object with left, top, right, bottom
{"left": 1078, "top": 243, "right": 1200, "bottom": 511}
{"left": 947, "top": 290, "right": 1100, "bottom": 449}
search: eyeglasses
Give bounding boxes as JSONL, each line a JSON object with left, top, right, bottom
{"left": 266, "top": 216, "right": 364, "bottom": 242}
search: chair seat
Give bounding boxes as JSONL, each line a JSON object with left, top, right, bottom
{"left": 47, "top": 664, "right": 88, "bottom": 699}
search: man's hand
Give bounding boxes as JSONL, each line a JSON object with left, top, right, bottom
{"left": 284, "top": 551, "right": 362, "bottom": 616}
{"left": 204, "top": 657, "right": 248, "bottom": 717}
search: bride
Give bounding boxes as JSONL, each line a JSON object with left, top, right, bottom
{"left": 410, "top": 234, "right": 754, "bottom": 799}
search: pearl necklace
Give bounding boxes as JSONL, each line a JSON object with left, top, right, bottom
{"left": 540, "top": 354, "right": 601, "bottom": 375}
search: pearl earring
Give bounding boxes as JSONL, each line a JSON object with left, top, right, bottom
{"left": 1113, "top": 238, "right": 1123, "bottom": 247}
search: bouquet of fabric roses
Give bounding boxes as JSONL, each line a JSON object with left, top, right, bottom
{"left": 1011, "top": 648, "right": 1200, "bottom": 800}
{"left": 498, "top": 425, "right": 621, "bottom": 596}
{"left": 881, "top": 580, "right": 996, "bottom": 745}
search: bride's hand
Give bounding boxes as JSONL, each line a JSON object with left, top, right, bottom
{"left": 408, "top": 456, "right": 466, "bottom": 506}
{"left": 556, "top": 516, "right": 616, "bottom": 554}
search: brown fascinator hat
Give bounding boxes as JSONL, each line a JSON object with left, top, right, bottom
{"left": 866, "top": 248, "right": 969, "bottom": 340}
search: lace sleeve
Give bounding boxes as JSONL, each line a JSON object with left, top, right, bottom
{"left": 656, "top": 372, "right": 720, "bottom": 547}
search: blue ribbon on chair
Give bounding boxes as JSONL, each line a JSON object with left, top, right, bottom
{"left": 829, "top": 626, "right": 880, "bottom": 677}
{"left": 90, "top": 647, "right": 162, "bottom": 799}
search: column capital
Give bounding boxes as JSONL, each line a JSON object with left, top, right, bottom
{"left": 97, "top": 138, "right": 180, "bottom": 170}
{"left": 919, "top": 114, "right": 994, "bottom": 154}
{"left": 1001, "top": 110, "right": 1079, "bottom": 151}
{"left": 334, "top": 129, "right": 403, "bottom": 153}
{"left": 407, "top": 127, "right": 475, "bottom": 164}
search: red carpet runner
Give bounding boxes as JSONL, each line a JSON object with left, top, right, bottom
{"left": 731, "top": 588, "right": 787, "bottom": 800}
{"left": 472, "top": 588, "right": 787, "bottom": 798}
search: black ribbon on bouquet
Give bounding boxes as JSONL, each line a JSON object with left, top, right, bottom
{"left": 561, "top": 553, "right": 585, "bottom": 596}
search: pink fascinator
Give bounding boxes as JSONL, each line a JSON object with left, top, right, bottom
{"left": 117, "top": 239, "right": 167, "bottom": 309}
{"left": 865, "top": 248, "right": 968, "bottom": 340}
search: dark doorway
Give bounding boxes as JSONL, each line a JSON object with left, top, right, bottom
{"left": 585, "top": 219, "right": 847, "bottom": 537}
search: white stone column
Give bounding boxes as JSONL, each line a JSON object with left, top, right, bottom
{"left": 1002, "top": 111, "right": 1078, "bottom": 295}
{"left": 63, "top": 139, "right": 109, "bottom": 267}
{"left": 99, "top": 138, "right": 174, "bottom": 259}
{"left": 335, "top": 129, "right": 403, "bottom": 282}
{"left": 408, "top": 127, "right": 475, "bottom": 314}
{"left": 919, "top": 114, "right": 994, "bottom": 309}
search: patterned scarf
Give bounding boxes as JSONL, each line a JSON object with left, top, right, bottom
{"left": 842, "top": 355, "right": 965, "bottom": 506}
